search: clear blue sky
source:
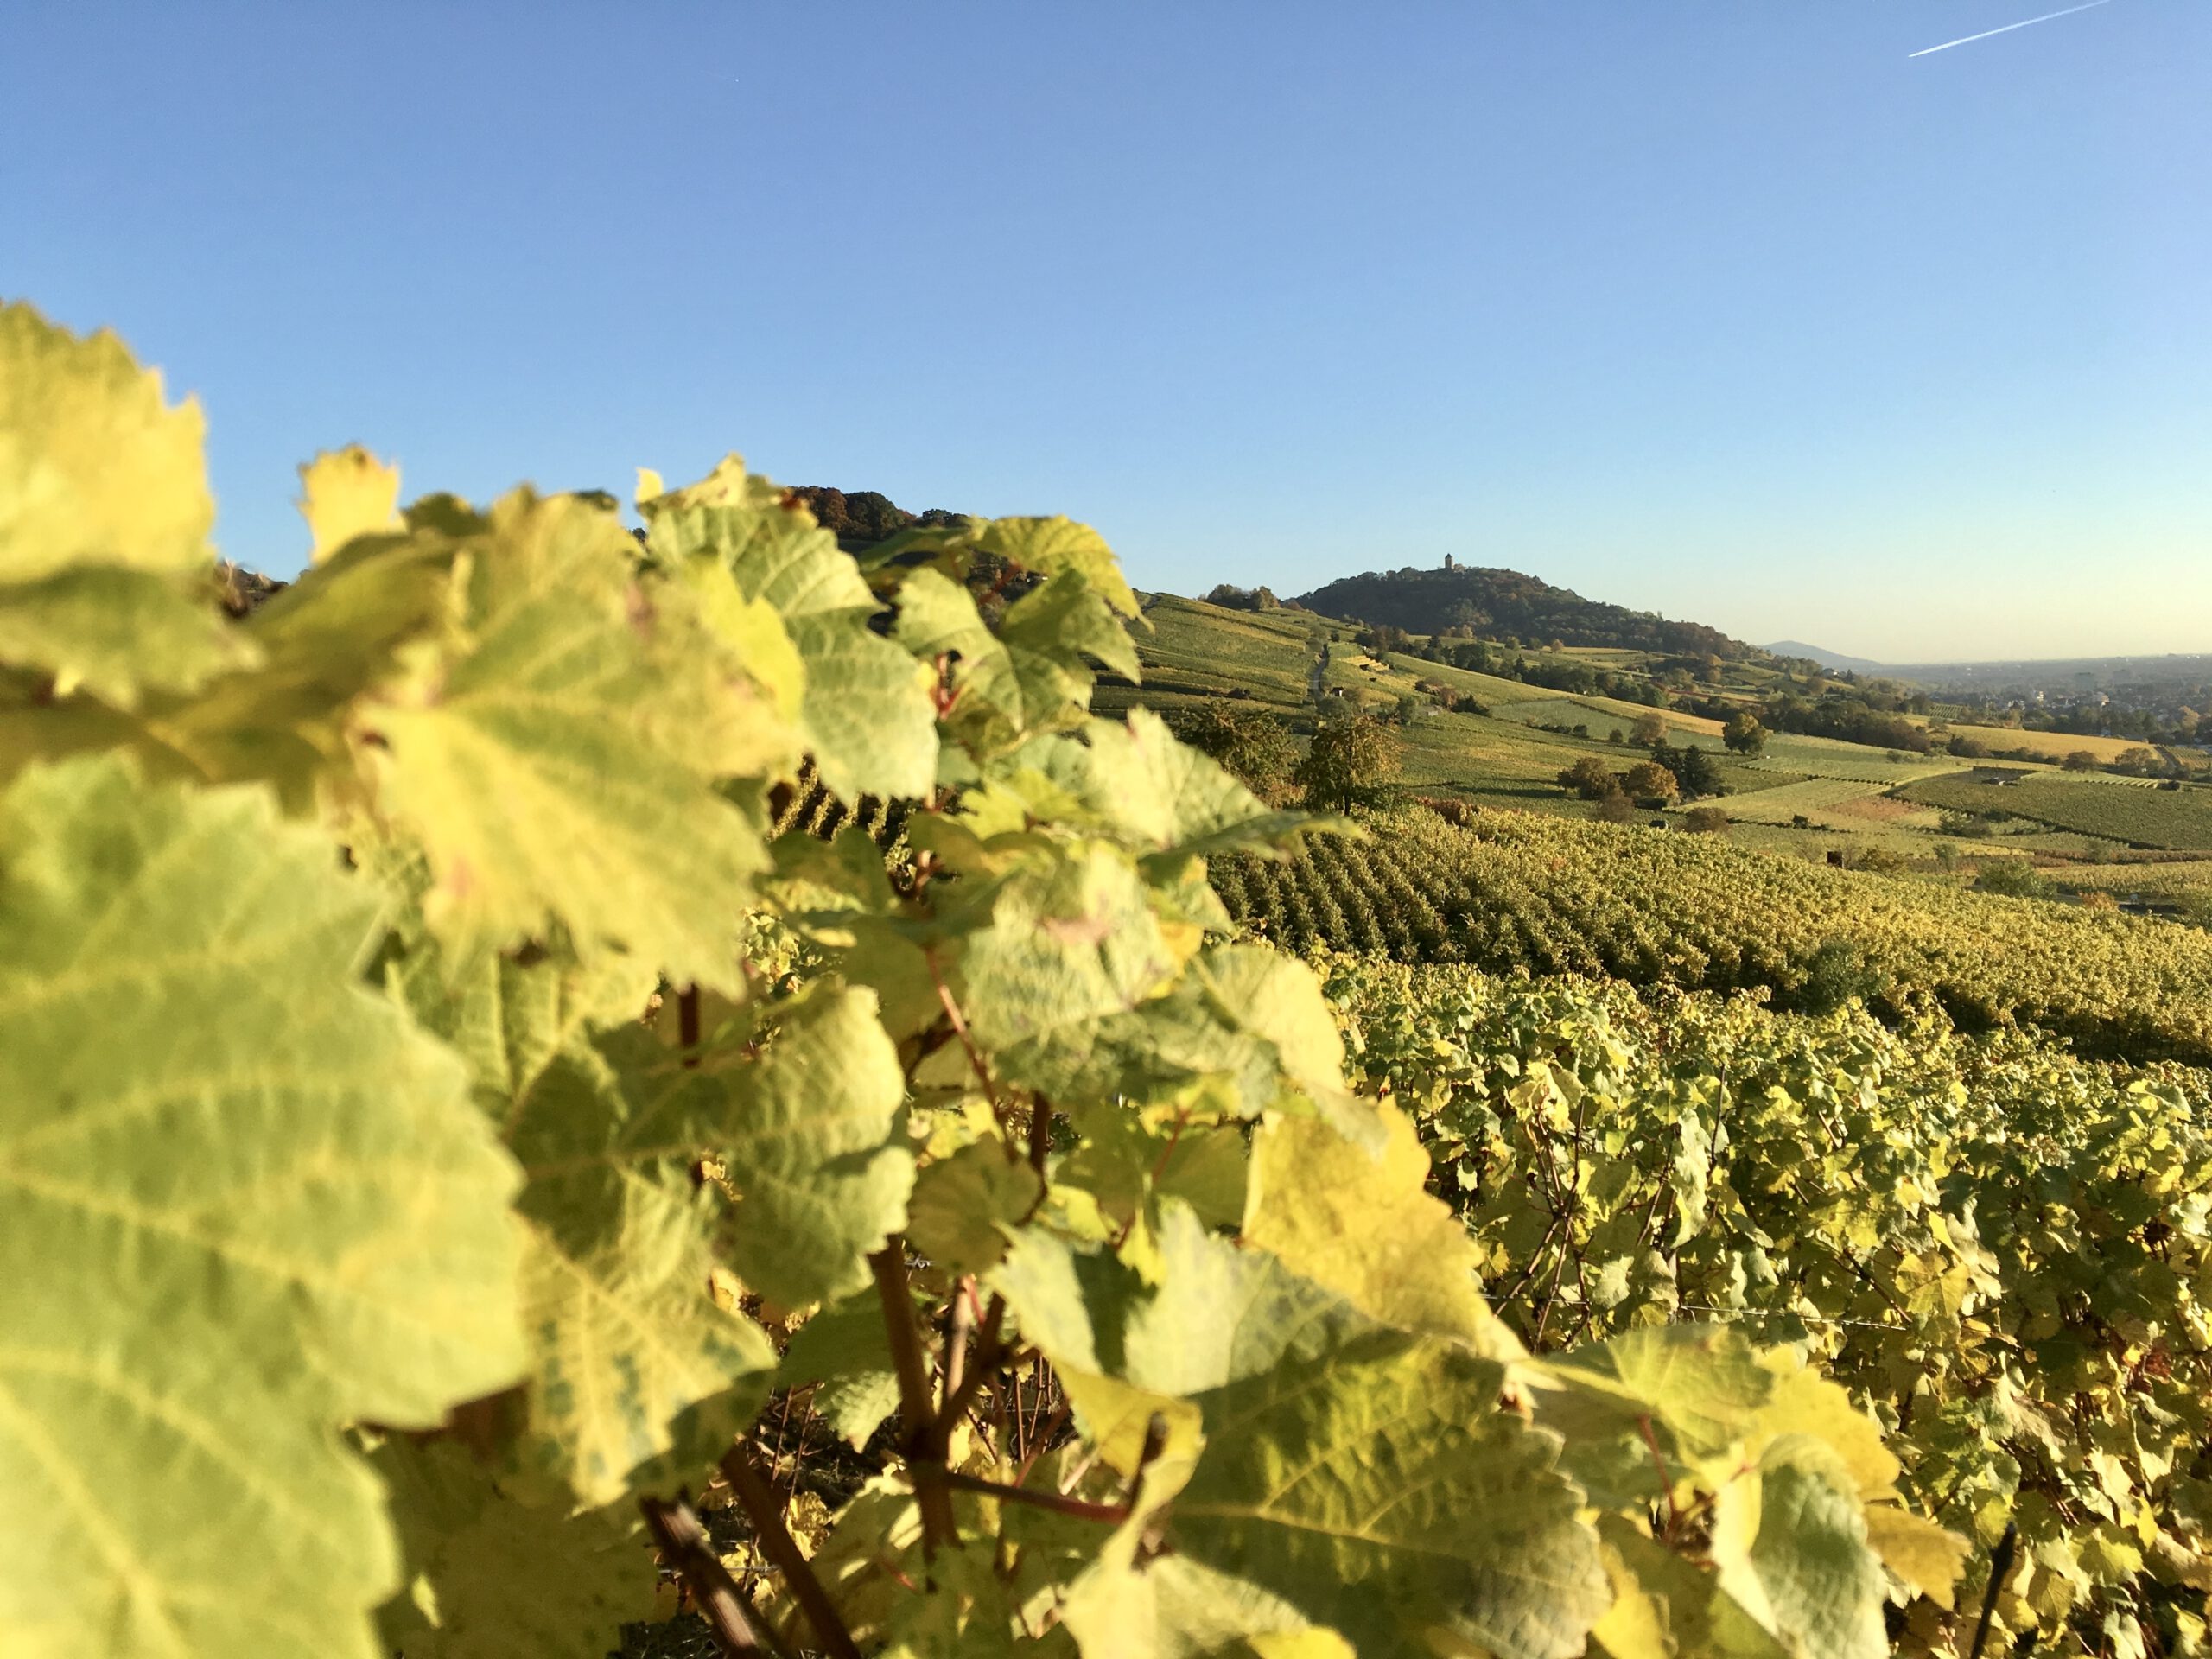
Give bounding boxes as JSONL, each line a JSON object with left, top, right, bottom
{"left": 6, "top": 3, "right": 2207, "bottom": 660}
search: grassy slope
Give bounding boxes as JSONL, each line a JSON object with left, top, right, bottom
{"left": 1107, "top": 594, "right": 2212, "bottom": 868}
{"left": 1934, "top": 724, "right": 2164, "bottom": 766}
{"left": 1103, "top": 594, "right": 1980, "bottom": 858}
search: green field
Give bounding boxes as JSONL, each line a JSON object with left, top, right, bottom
{"left": 1900, "top": 767, "right": 2212, "bottom": 850}
{"left": 1740, "top": 733, "right": 1967, "bottom": 784}
{"left": 1104, "top": 592, "right": 2212, "bottom": 879}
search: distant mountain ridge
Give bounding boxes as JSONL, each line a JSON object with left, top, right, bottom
{"left": 1767, "top": 640, "right": 1885, "bottom": 673}
{"left": 1293, "top": 564, "right": 1761, "bottom": 660}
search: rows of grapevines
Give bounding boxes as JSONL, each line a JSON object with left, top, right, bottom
{"left": 1211, "top": 804, "right": 2212, "bottom": 1062}
{"left": 1325, "top": 954, "right": 2212, "bottom": 1656}
{"left": 0, "top": 302, "right": 1961, "bottom": 1659}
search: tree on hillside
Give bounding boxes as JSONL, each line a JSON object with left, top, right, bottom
{"left": 1557, "top": 756, "right": 1618, "bottom": 799}
{"left": 2063, "top": 750, "right": 2100, "bottom": 772}
{"left": 1622, "top": 760, "right": 1680, "bottom": 806}
{"left": 1977, "top": 858, "right": 2055, "bottom": 900}
{"left": 1203, "top": 583, "right": 1281, "bottom": 612}
{"left": 1173, "top": 705, "right": 1300, "bottom": 804}
{"left": 1721, "top": 713, "right": 1768, "bottom": 756}
{"left": 1650, "top": 740, "right": 1721, "bottom": 798}
{"left": 1631, "top": 712, "right": 1669, "bottom": 747}
{"left": 2114, "top": 746, "right": 2165, "bottom": 777}
{"left": 1294, "top": 712, "right": 1402, "bottom": 813}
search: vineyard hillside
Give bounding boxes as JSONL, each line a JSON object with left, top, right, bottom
{"left": 1211, "top": 804, "right": 2212, "bottom": 1062}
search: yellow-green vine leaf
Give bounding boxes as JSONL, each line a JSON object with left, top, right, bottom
{"left": 716, "top": 984, "right": 915, "bottom": 1308}
{"left": 498, "top": 1024, "right": 778, "bottom": 1505}
{"left": 0, "top": 565, "right": 257, "bottom": 711}
{"left": 1533, "top": 1325, "right": 1777, "bottom": 1512}
{"left": 962, "top": 841, "right": 1183, "bottom": 1056}
{"left": 1860, "top": 1505, "right": 1969, "bottom": 1612}
{"left": 640, "top": 458, "right": 937, "bottom": 799}
{"left": 1061, "top": 1553, "right": 1331, "bottom": 1659}
{"left": 1244, "top": 1102, "right": 1513, "bottom": 1355}
{"left": 906, "top": 1136, "right": 1042, "bottom": 1277}
{"left": 371, "top": 1440, "right": 656, "bottom": 1659}
{"left": 893, "top": 566, "right": 1027, "bottom": 752}
{"left": 1120, "top": 1203, "right": 1373, "bottom": 1395}
{"left": 995, "top": 570, "right": 1141, "bottom": 727}
{"left": 0, "top": 302, "right": 255, "bottom": 705}
{"left": 298, "top": 444, "right": 403, "bottom": 563}
{"left": 362, "top": 489, "right": 780, "bottom": 992}
{"left": 778, "top": 1294, "right": 902, "bottom": 1450}
{"left": 0, "top": 753, "right": 524, "bottom": 1659}
{"left": 1059, "top": 708, "right": 1318, "bottom": 863}
{"left": 1710, "top": 1438, "right": 1889, "bottom": 1659}
{"left": 0, "top": 302, "right": 213, "bottom": 579}
{"left": 1166, "top": 1330, "right": 1609, "bottom": 1659}
{"left": 1590, "top": 1515, "right": 1788, "bottom": 1659}
{"left": 975, "top": 517, "right": 1141, "bottom": 618}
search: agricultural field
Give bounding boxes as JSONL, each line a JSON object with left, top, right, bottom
{"left": 1484, "top": 692, "right": 1723, "bottom": 744}
{"left": 1104, "top": 594, "right": 1320, "bottom": 713}
{"left": 1716, "top": 775, "right": 1944, "bottom": 831}
{"left": 1901, "top": 766, "right": 2212, "bottom": 850}
{"left": 1935, "top": 722, "right": 2176, "bottom": 766}
{"left": 1740, "top": 733, "right": 1968, "bottom": 784}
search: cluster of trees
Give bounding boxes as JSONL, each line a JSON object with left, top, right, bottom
{"left": 1173, "top": 704, "right": 1403, "bottom": 812}
{"left": 1761, "top": 694, "right": 1933, "bottom": 752}
{"left": 785, "top": 486, "right": 967, "bottom": 549}
{"left": 1557, "top": 728, "right": 1726, "bottom": 815}
{"left": 1296, "top": 564, "right": 1758, "bottom": 658}
{"left": 1202, "top": 582, "right": 1289, "bottom": 611}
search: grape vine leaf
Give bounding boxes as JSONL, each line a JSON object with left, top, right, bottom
{"left": 906, "top": 1136, "right": 1041, "bottom": 1276}
{"left": 1534, "top": 1325, "right": 1777, "bottom": 1510}
{"left": 0, "top": 302, "right": 256, "bottom": 705}
{"left": 1244, "top": 1102, "right": 1512, "bottom": 1354}
{"left": 496, "top": 1024, "right": 779, "bottom": 1506}
{"left": 1859, "top": 1505, "right": 1968, "bottom": 1612}
{"left": 893, "top": 567, "right": 1027, "bottom": 750}
{"left": 0, "top": 754, "right": 525, "bottom": 1659}
{"left": 371, "top": 1439, "right": 657, "bottom": 1659}
{"left": 297, "top": 445, "right": 403, "bottom": 564}
{"left": 962, "top": 841, "right": 1183, "bottom": 1055}
{"left": 1165, "top": 1330, "right": 1609, "bottom": 1659}
{"left": 1054, "top": 709, "right": 1315, "bottom": 863}
{"left": 1119, "top": 1203, "right": 1372, "bottom": 1395}
{"left": 778, "top": 1293, "right": 902, "bottom": 1450}
{"left": 714, "top": 984, "right": 915, "bottom": 1308}
{"left": 1590, "top": 1515, "right": 1788, "bottom": 1659}
{"left": 360, "top": 489, "right": 786, "bottom": 991}
{"left": 639, "top": 459, "right": 938, "bottom": 799}
{"left": 974, "top": 517, "right": 1141, "bottom": 619}
{"left": 1710, "top": 1439, "right": 1888, "bottom": 1659}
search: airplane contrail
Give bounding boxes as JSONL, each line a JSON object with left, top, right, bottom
{"left": 1909, "top": 0, "right": 2115, "bottom": 58}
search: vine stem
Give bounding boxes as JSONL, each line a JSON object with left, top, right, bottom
{"left": 925, "top": 950, "right": 1002, "bottom": 1118}
{"left": 940, "top": 1291, "right": 1006, "bottom": 1437}
{"left": 935, "top": 1413, "right": 1169, "bottom": 1524}
{"left": 637, "top": 1494, "right": 777, "bottom": 1657}
{"left": 1637, "top": 1414, "right": 1682, "bottom": 1535}
{"left": 717, "top": 1444, "right": 863, "bottom": 1659}
{"left": 870, "top": 1243, "right": 959, "bottom": 1554}
{"left": 677, "top": 985, "right": 702, "bottom": 1069}
{"left": 1967, "top": 1522, "right": 2019, "bottom": 1659}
